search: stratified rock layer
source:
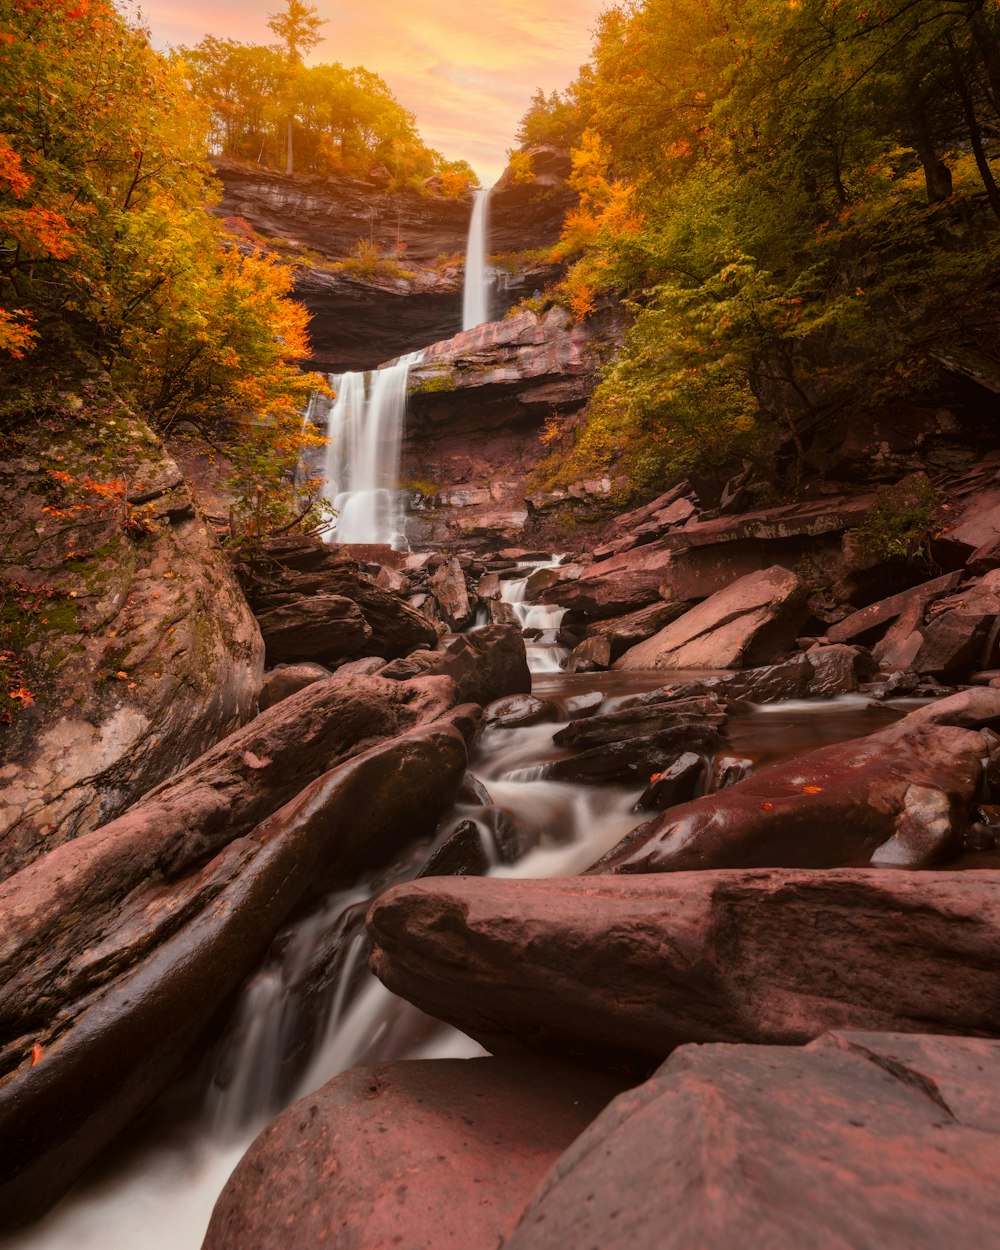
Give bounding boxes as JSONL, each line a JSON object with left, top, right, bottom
{"left": 0, "top": 404, "right": 263, "bottom": 878}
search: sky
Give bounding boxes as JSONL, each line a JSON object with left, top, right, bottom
{"left": 137, "top": 0, "right": 609, "bottom": 184}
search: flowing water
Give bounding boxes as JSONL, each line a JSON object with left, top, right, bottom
{"left": 309, "top": 352, "right": 422, "bottom": 547}
{"left": 11, "top": 564, "right": 919, "bottom": 1250}
{"left": 461, "top": 187, "right": 492, "bottom": 331}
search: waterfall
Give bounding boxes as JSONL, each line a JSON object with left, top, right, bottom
{"left": 312, "top": 351, "right": 422, "bottom": 548}
{"left": 462, "top": 186, "right": 491, "bottom": 331}
{"left": 499, "top": 557, "right": 570, "bottom": 673}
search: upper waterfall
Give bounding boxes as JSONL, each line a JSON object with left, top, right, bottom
{"left": 461, "top": 186, "right": 492, "bottom": 331}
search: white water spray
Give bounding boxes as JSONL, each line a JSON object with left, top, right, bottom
{"left": 312, "top": 351, "right": 422, "bottom": 547}
{"left": 462, "top": 187, "right": 492, "bottom": 331}
{"left": 500, "top": 558, "right": 570, "bottom": 673}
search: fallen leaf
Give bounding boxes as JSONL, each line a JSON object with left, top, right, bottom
{"left": 31, "top": 1043, "right": 43, "bottom": 1066}
{"left": 802, "top": 785, "right": 822, "bottom": 794}
{"left": 760, "top": 801, "right": 774, "bottom": 811}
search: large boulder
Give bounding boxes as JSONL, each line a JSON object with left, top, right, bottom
{"left": 381, "top": 625, "right": 531, "bottom": 706}
{"left": 256, "top": 594, "right": 372, "bottom": 665}
{"left": 0, "top": 399, "right": 263, "bottom": 878}
{"left": 504, "top": 1032, "right": 1000, "bottom": 1250}
{"left": 614, "top": 567, "right": 809, "bottom": 671}
{"left": 539, "top": 541, "right": 677, "bottom": 620}
{"left": 0, "top": 675, "right": 466, "bottom": 1226}
{"left": 367, "top": 869, "right": 1000, "bottom": 1068}
{"left": 203, "top": 1057, "right": 625, "bottom": 1250}
{"left": 591, "top": 721, "right": 988, "bottom": 873}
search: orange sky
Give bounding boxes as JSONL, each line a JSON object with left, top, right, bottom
{"left": 137, "top": 0, "right": 608, "bottom": 183}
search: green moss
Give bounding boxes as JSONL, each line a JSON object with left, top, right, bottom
{"left": 411, "top": 372, "right": 457, "bottom": 394}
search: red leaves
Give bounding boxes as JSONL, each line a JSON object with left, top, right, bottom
{"left": 30, "top": 1043, "right": 43, "bottom": 1066}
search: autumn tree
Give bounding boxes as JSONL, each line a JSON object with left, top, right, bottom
{"left": 267, "top": 0, "right": 327, "bottom": 174}
{"left": 1, "top": 0, "right": 327, "bottom": 537}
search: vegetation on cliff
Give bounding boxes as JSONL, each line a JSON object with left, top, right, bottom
{"left": 534, "top": 0, "right": 1000, "bottom": 498}
{"left": 0, "top": 0, "right": 328, "bottom": 543}
{"left": 180, "top": 9, "right": 479, "bottom": 195}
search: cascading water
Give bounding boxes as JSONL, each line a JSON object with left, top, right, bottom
{"left": 310, "top": 351, "right": 422, "bottom": 548}
{"left": 500, "top": 557, "right": 570, "bottom": 673}
{"left": 461, "top": 186, "right": 492, "bottom": 331}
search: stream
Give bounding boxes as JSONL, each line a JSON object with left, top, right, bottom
{"left": 10, "top": 563, "right": 914, "bottom": 1250}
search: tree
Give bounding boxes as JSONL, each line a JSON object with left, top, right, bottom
{"left": 266, "top": 0, "right": 327, "bottom": 174}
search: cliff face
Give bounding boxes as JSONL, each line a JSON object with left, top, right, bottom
{"left": 211, "top": 153, "right": 576, "bottom": 372}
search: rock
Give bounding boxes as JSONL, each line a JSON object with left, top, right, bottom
{"left": 567, "top": 635, "right": 612, "bottom": 672}
{"left": 202, "top": 1057, "right": 625, "bottom": 1250}
{"left": 583, "top": 601, "right": 690, "bottom": 661}
{"left": 705, "top": 755, "right": 754, "bottom": 791}
{"left": 910, "top": 572, "right": 1000, "bottom": 676}
{"left": 247, "top": 540, "right": 439, "bottom": 662}
{"left": 826, "top": 572, "right": 961, "bottom": 644}
{"left": 539, "top": 540, "right": 677, "bottom": 619}
{"left": 553, "top": 696, "right": 727, "bottom": 752}
{"left": 615, "top": 567, "right": 809, "bottom": 671}
{"left": 367, "top": 869, "right": 1000, "bottom": 1067}
{"left": 590, "top": 720, "right": 987, "bottom": 874}
{"left": 419, "top": 820, "right": 492, "bottom": 877}
{"left": 257, "top": 594, "right": 372, "bottom": 665}
{"left": 631, "top": 655, "right": 815, "bottom": 705}
{"left": 381, "top": 625, "right": 531, "bottom": 707}
{"left": 0, "top": 404, "right": 263, "bottom": 878}
{"left": 805, "top": 643, "right": 867, "bottom": 696}
{"left": 549, "top": 724, "right": 724, "bottom": 786}
{"left": 634, "top": 752, "right": 705, "bottom": 812}
{"left": 503, "top": 1032, "right": 1000, "bottom": 1250}
{"left": 484, "top": 694, "right": 552, "bottom": 728}
{"left": 477, "top": 571, "right": 502, "bottom": 600}
{"left": 429, "top": 558, "right": 473, "bottom": 630}
{"left": 0, "top": 704, "right": 468, "bottom": 1226}
{"left": 258, "top": 662, "right": 333, "bottom": 710}
{"left": 889, "top": 685, "right": 1000, "bottom": 732}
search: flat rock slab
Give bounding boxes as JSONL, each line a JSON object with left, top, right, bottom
{"left": 368, "top": 870, "right": 1000, "bottom": 1068}
{"left": 504, "top": 1031, "right": 1000, "bottom": 1250}
{"left": 202, "top": 1057, "right": 626, "bottom": 1250}
{"left": 614, "top": 565, "right": 808, "bottom": 671}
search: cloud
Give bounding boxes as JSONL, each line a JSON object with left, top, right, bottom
{"left": 139, "top": 0, "right": 607, "bottom": 182}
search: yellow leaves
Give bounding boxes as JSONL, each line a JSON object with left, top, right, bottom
{"left": 0, "top": 308, "right": 37, "bottom": 360}
{"left": 0, "top": 135, "right": 33, "bottom": 198}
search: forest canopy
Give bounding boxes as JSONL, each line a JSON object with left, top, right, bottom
{"left": 179, "top": 32, "right": 479, "bottom": 195}
{"left": 537, "top": 0, "right": 1000, "bottom": 497}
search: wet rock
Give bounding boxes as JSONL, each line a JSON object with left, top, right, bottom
{"left": 503, "top": 1033, "right": 1000, "bottom": 1250}
{"left": 890, "top": 685, "right": 1000, "bottom": 732}
{"left": 0, "top": 705, "right": 467, "bottom": 1226}
{"left": 477, "top": 571, "right": 502, "bottom": 601}
{"left": 636, "top": 656, "right": 815, "bottom": 705}
{"left": 202, "top": 1057, "right": 625, "bottom": 1250}
{"left": 381, "top": 625, "right": 531, "bottom": 707}
{"left": 258, "top": 662, "right": 333, "bottom": 711}
{"left": 484, "top": 694, "right": 553, "bottom": 728}
{"left": 553, "top": 696, "right": 727, "bottom": 752}
{"left": 634, "top": 753, "right": 705, "bottom": 812}
{"left": 419, "top": 820, "right": 491, "bottom": 877}
{"left": 367, "top": 870, "right": 1000, "bottom": 1066}
{"left": 257, "top": 595, "right": 372, "bottom": 665}
{"left": 805, "top": 643, "right": 867, "bottom": 696}
{"left": 568, "top": 636, "right": 612, "bottom": 673}
{"left": 615, "top": 567, "right": 809, "bottom": 671}
{"left": 705, "top": 755, "right": 753, "bottom": 792}
{"left": 561, "top": 691, "right": 606, "bottom": 720}
{"left": 429, "top": 558, "right": 473, "bottom": 630}
{"left": 549, "top": 725, "right": 724, "bottom": 786}
{"left": 488, "top": 600, "right": 519, "bottom": 626}
{"left": 591, "top": 721, "right": 987, "bottom": 874}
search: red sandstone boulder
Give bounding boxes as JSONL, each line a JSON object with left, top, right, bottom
{"left": 539, "top": 541, "right": 676, "bottom": 619}
{"left": 202, "top": 1058, "right": 626, "bottom": 1250}
{"left": 583, "top": 601, "right": 691, "bottom": 660}
{"left": 590, "top": 721, "right": 988, "bottom": 873}
{"left": 367, "top": 870, "right": 1000, "bottom": 1067}
{"left": 380, "top": 625, "right": 530, "bottom": 706}
{"left": 614, "top": 566, "right": 809, "bottom": 671}
{"left": 258, "top": 662, "right": 333, "bottom": 710}
{"left": 503, "top": 1032, "right": 1000, "bottom": 1250}
{"left": 429, "top": 557, "right": 473, "bottom": 629}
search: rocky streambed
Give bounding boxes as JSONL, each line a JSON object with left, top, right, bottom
{"left": 9, "top": 537, "right": 1000, "bottom": 1249}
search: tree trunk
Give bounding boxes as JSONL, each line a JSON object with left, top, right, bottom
{"left": 285, "top": 115, "right": 293, "bottom": 176}
{"left": 948, "top": 32, "right": 1000, "bottom": 221}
